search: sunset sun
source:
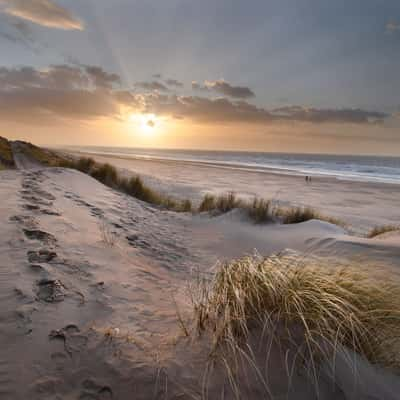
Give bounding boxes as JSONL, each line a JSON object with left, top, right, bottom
{"left": 129, "top": 113, "right": 159, "bottom": 136}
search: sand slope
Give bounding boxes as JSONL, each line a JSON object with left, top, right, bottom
{"left": 1, "top": 165, "right": 400, "bottom": 399}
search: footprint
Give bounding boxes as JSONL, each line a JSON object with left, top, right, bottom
{"left": 40, "top": 209, "right": 61, "bottom": 216}
{"left": 23, "top": 204, "right": 40, "bottom": 211}
{"left": 10, "top": 215, "right": 37, "bottom": 227}
{"left": 24, "top": 229, "right": 57, "bottom": 244}
{"left": 81, "top": 379, "right": 113, "bottom": 399}
{"left": 28, "top": 249, "right": 57, "bottom": 263}
{"left": 37, "top": 279, "right": 65, "bottom": 303}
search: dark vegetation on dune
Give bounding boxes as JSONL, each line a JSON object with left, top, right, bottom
{"left": 15, "top": 140, "right": 345, "bottom": 226}
{"left": 198, "top": 192, "right": 345, "bottom": 226}
{"left": 0, "top": 136, "right": 15, "bottom": 169}
{"left": 58, "top": 157, "right": 193, "bottom": 212}
{"left": 367, "top": 225, "right": 400, "bottom": 238}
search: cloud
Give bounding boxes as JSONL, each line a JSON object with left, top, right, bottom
{"left": 143, "top": 94, "right": 387, "bottom": 125}
{"left": 0, "top": 64, "right": 122, "bottom": 123}
{"left": 84, "top": 65, "right": 121, "bottom": 89}
{"left": 136, "top": 81, "right": 169, "bottom": 92}
{"left": 191, "top": 81, "right": 208, "bottom": 91}
{"left": 0, "top": 0, "right": 84, "bottom": 30}
{"left": 0, "top": 63, "right": 388, "bottom": 127}
{"left": 0, "top": 16, "right": 36, "bottom": 47}
{"left": 386, "top": 21, "right": 400, "bottom": 33}
{"left": 165, "top": 78, "right": 183, "bottom": 88}
{"left": 205, "top": 79, "right": 255, "bottom": 99}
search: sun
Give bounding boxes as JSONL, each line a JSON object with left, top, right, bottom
{"left": 129, "top": 113, "right": 159, "bottom": 136}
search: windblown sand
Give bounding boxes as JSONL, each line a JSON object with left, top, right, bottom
{"left": 1, "top": 156, "right": 400, "bottom": 398}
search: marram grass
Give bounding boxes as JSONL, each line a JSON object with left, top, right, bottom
{"left": 192, "top": 254, "right": 400, "bottom": 383}
{"left": 367, "top": 224, "right": 400, "bottom": 238}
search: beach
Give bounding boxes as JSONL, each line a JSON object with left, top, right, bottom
{"left": 67, "top": 150, "right": 400, "bottom": 235}
{"left": 0, "top": 142, "right": 399, "bottom": 399}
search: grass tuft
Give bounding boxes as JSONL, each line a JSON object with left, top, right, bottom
{"left": 276, "top": 205, "right": 345, "bottom": 227}
{"left": 199, "top": 194, "right": 217, "bottom": 212}
{"left": 192, "top": 254, "right": 400, "bottom": 383}
{"left": 367, "top": 225, "right": 400, "bottom": 238}
{"left": 0, "top": 136, "right": 15, "bottom": 168}
{"left": 245, "top": 197, "right": 273, "bottom": 223}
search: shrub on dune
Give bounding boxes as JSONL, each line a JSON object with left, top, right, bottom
{"left": 277, "top": 206, "right": 319, "bottom": 224}
{"left": 121, "top": 176, "right": 162, "bottom": 204}
{"left": 90, "top": 163, "right": 119, "bottom": 187}
{"left": 277, "top": 205, "right": 344, "bottom": 227}
{"left": 76, "top": 157, "right": 96, "bottom": 173}
{"left": 199, "top": 194, "right": 217, "bottom": 212}
{"left": 215, "top": 191, "right": 241, "bottom": 213}
{"left": 245, "top": 197, "right": 273, "bottom": 223}
{"left": 367, "top": 225, "right": 400, "bottom": 238}
{"left": 192, "top": 254, "right": 400, "bottom": 393}
{"left": 0, "top": 136, "right": 15, "bottom": 168}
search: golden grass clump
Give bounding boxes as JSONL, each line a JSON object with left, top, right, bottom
{"left": 277, "top": 205, "right": 345, "bottom": 227}
{"left": 367, "top": 225, "right": 400, "bottom": 238}
{"left": 0, "top": 136, "right": 15, "bottom": 168}
{"left": 215, "top": 192, "right": 241, "bottom": 213}
{"left": 193, "top": 254, "right": 400, "bottom": 375}
{"left": 245, "top": 197, "right": 273, "bottom": 223}
{"left": 198, "top": 194, "right": 217, "bottom": 212}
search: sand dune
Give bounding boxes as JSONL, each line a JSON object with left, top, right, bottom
{"left": 1, "top": 147, "right": 400, "bottom": 398}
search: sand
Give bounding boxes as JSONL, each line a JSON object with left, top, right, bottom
{"left": 69, "top": 151, "right": 400, "bottom": 236}
{"left": 0, "top": 148, "right": 400, "bottom": 399}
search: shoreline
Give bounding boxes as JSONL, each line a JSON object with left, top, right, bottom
{"left": 62, "top": 148, "right": 400, "bottom": 185}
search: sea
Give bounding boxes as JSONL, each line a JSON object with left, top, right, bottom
{"left": 73, "top": 147, "right": 400, "bottom": 185}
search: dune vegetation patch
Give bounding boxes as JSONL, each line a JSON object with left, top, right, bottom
{"left": 0, "top": 136, "right": 15, "bottom": 169}
{"left": 190, "top": 254, "right": 400, "bottom": 394}
{"left": 367, "top": 225, "right": 400, "bottom": 238}
{"left": 22, "top": 142, "right": 343, "bottom": 226}
{"left": 276, "top": 205, "right": 345, "bottom": 227}
{"left": 58, "top": 157, "right": 193, "bottom": 212}
{"left": 198, "top": 192, "right": 344, "bottom": 226}
{"left": 18, "top": 141, "right": 67, "bottom": 167}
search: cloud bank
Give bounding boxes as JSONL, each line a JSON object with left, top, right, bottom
{"left": 0, "top": 0, "right": 83, "bottom": 30}
{"left": 205, "top": 79, "right": 255, "bottom": 99}
{"left": 136, "top": 81, "right": 169, "bottom": 92}
{"left": 0, "top": 64, "right": 388, "bottom": 126}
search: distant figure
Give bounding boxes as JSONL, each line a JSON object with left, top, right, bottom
{"left": 305, "top": 175, "right": 312, "bottom": 183}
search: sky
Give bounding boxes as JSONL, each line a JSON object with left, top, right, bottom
{"left": 0, "top": 0, "right": 399, "bottom": 155}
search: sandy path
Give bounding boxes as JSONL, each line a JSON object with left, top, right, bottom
{"left": 10, "top": 142, "right": 43, "bottom": 170}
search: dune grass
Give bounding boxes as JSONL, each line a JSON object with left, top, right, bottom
{"left": 58, "top": 157, "right": 193, "bottom": 212}
{"left": 367, "top": 225, "right": 400, "bottom": 238}
{"left": 245, "top": 197, "right": 273, "bottom": 223}
{"left": 191, "top": 254, "right": 400, "bottom": 394}
{"left": 198, "top": 192, "right": 343, "bottom": 226}
{"left": 276, "top": 205, "right": 345, "bottom": 226}
{"left": 21, "top": 142, "right": 67, "bottom": 166}
{"left": 0, "top": 136, "right": 15, "bottom": 168}
{"left": 22, "top": 142, "right": 342, "bottom": 225}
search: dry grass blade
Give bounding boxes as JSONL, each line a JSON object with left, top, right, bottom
{"left": 191, "top": 254, "right": 400, "bottom": 396}
{"left": 99, "top": 220, "right": 117, "bottom": 247}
